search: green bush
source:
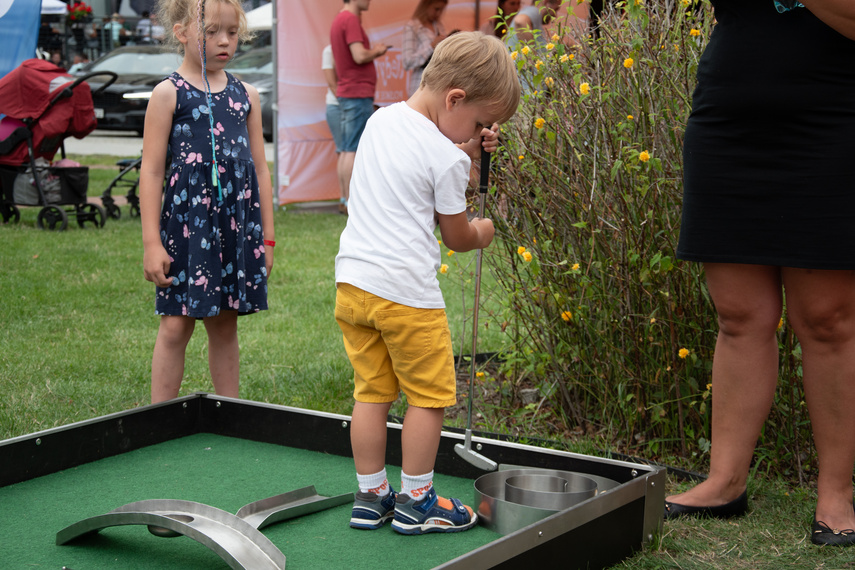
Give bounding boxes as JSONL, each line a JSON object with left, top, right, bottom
{"left": 488, "top": 0, "right": 812, "bottom": 475}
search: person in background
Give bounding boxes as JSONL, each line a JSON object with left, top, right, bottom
{"left": 507, "top": 0, "right": 588, "bottom": 51}
{"left": 479, "top": 0, "right": 521, "bottom": 38}
{"left": 49, "top": 50, "right": 66, "bottom": 70}
{"left": 329, "top": 0, "right": 388, "bottom": 211}
{"left": 136, "top": 10, "right": 153, "bottom": 42}
{"left": 665, "top": 0, "right": 855, "bottom": 548}
{"left": 402, "top": 0, "right": 449, "bottom": 97}
{"left": 335, "top": 31, "right": 520, "bottom": 535}
{"left": 322, "top": 44, "right": 348, "bottom": 214}
{"left": 68, "top": 52, "right": 91, "bottom": 74}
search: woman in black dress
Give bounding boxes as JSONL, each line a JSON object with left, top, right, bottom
{"left": 666, "top": 0, "right": 855, "bottom": 546}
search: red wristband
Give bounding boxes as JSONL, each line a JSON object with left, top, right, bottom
{"left": 264, "top": 240, "right": 276, "bottom": 247}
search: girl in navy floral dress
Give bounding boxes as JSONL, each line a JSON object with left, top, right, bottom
{"left": 140, "top": 0, "right": 274, "bottom": 403}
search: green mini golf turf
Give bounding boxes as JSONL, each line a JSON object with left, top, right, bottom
{"left": 0, "top": 433, "right": 500, "bottom": 569}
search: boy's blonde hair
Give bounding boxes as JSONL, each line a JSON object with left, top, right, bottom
{"left": 421, "top": 31, "right": 521, "bottom": 124}
{"left": 157, "top": 0, "right": 254, "bottom": 54}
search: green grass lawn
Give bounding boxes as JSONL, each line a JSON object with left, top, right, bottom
{"left": 2, "top": 156, "right": 852, "bottom": 569}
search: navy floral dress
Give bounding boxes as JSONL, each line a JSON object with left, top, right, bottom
{"left": 155, "top": 71, "right": 268, "bottom": 318}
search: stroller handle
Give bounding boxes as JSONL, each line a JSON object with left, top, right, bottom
{"left": 70, "top": 71, "right": 119, "bottom": 97}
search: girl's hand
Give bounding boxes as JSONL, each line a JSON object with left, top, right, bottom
{"left": 143, "top": 244, "right": 173, "bottom": 288}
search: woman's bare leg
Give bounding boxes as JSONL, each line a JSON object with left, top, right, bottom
{"left": 667, "top": 263, "right": 782, "bottom": 506}
{"left": 783, "top": 268, "right": 855, "bottom": 532}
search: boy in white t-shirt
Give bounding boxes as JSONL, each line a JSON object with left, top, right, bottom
{"left": 334, "top": 31, "right": 520, "bottom": 535}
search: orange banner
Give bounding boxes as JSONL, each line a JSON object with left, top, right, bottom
{"left": 276, "top": 0, "right": 493, "bottom": 205}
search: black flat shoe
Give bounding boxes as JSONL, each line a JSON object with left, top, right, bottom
{"left": 663, "top": 490, "right": 748, "bottom": 520}
{"left": 812, "top": 516, "right": 855, "bottom": 547}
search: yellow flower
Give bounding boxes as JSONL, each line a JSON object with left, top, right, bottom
{"left": 518, "top": 154, "right": 525, "bottom": 160}
{"left": 561, "top": 310, "right": 573, "bottom": 322}
{"left": 579, "top": 82, "right": 590, "bottom": 95}
{"left": 534, "top": 117, "right": 546, "bottom": 129}
{"left": 523, "top": 251, "right": 533, "bottom": 262}
{"left": 639, "top": 150, "right": 651, "bottom": 162}
{"left": 777, "top": 317, "right": 784, "bottom": 330}
{"left": 689, "top": 28, "right": 701, "bottom": 37}
{"left": 678, "top": 348, "right": 690, "bottom": 359}
{"left": 623, "top": 57, "right": 634, "bottom": 68}
{"left": 532, "top": 237, "right": 537, "bottom": 244}
{"left": 535, "top": 59, "right": 544, "bottom": 70}
{"left": 447, "top": 249, "right": 455, "bottom": 256}
{"left": 439, "top": 264, "right": 448, "bottom": 274}
{"left": 706, "top": 383, "right": 712, "bottom": 391}
{"left": 546, "top": 43, "right": 555, "bottom": 51}
{"left": 649, "top": 317, "right": 656, "bottom": 324}
{"left": 437, "top": 239, "right": 442, "bottom": 245}
{"left": 517, "top": 246, "right": 527, "bottom": 255}
{"left": 476, "top": 371, "right": 485, "bottom": 378}
{"left": 572, "top": 262, "right": 580, "bottom": 271}
{"left": 559, "top": 54, "right": 574, "bottom": 63}
{"left": 521, "top": 46, "right": 530, "bottom": 55}
{"left": 634, "top": 0, "right": 643, "bottom": 5}
{"left": 681, "top": 0, "right": 690, "bottom": 5}
{"left": 510, "top": 51, "right": 518, "bottom": 60}
{"left": 544, "top": 76, "right": 554, "bottom": 87}
{"left": 551, "top": 34, "right": 560, "bottom": 42}
{"left": 627, "top": 114, "right": 634, "bottom": 120}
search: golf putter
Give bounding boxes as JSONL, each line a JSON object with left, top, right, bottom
{"left": 454, "top": 147, "right": 498, "bottom": 472}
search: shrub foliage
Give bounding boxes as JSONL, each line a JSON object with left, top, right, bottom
{"left": 487, "top": 0, "right": 812, "bottom": 476}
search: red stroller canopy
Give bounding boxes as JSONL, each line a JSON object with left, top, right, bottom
{"left": 0, "top": 59, "right": 96, "bottom": 166}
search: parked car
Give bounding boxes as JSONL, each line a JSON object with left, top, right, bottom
{"left": 75, "top": 46, "right": 182, "bottom": 135}
{"left": 227, "top": 47, "right": 273, "bottom": 142}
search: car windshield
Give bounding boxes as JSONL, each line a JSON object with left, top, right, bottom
{"left": 90, "top": 52, "right": 183, "bottom": 75}
{"left": 228, "top": 51, "right": 272, "bottom": 74}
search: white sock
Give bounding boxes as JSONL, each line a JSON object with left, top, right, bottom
{"left": 357, "top": 468, "right": 390, "bottom": 496}
{"left": 401, "top": 471, "right": 433, "bottom": 499}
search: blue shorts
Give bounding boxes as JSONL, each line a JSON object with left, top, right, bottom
{"left": 326, "top": 103, "right": 344, "bottom": 153}
{"left": 339, "top": 97, "right": 374, "bottom": 153}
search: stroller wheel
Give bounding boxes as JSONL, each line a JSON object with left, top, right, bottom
{"left": 77, "top": 203, "right": 106, "bottom": 228}
{"left": 105, "top": 202, "right": 122, "bottom": 220}
{"left": 37, "top": 206, "right": 68, "bottom": 231}
{"left": 129, "top": 203, "right": 140, "bottom": 218}
{"left": 1, "top": 203, "right": 20, "bottom": 224}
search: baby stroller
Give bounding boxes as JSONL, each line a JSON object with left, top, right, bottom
{"left": 0, "top": 59, "right": 116, "bottom": 230}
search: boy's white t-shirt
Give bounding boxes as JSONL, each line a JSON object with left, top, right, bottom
{"left": 335, "top": 101, "right": 470, "bottom": 309}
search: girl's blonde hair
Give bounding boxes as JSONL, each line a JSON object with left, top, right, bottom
{"left": 156, "top": 0, "right": 254, "bottom": 53}
{"left": 421, "top": 31, "right": 521, "bottom": 124}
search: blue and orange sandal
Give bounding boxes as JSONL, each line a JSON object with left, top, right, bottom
{"left": 391, "top": 487, "right": 478, "bottom": 535}
{"left": 350, "top": 488, "right": 397, "bottom": 530}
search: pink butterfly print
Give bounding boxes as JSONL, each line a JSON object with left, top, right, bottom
{"left": 228, "top": 97, "right": 242, "bottom": 111}
{"left": 176, "top": 79, "right": 185, "bottom": 87}
{"left": 228, "top": 296, "right": 240, "bottom": 309}
{"left": 244, "top": 188, "right": 252, "bottom": 199}
{"left": 212, "top": 122, "right": 224, "bottom": 136}
{"left": 185, "top": 152, "right": 202, "bottom": 164}
{"left": 195, "top": 275, "right": 209, "bottom": 291}
{"left": 183, "top": 224, "right": 189, "bottom": 238}
{"left": 230, "top": 217, "right": 237, "bottom": 231}
{"left": 218, "top": 164, "right": 226, "bottom": 174}
{"left": 253, "top": 247, "right": 262, "bottom": 259}
{"left": 170, "top": 172, "right": 179, "bottom": 186}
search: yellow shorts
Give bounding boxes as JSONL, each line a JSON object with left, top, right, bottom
{"left": 334, "top": 283, "right": 457, "bottom": 408}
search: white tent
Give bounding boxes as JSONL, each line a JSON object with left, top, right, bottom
{"left": 40, "top": 0, "right": 68, "bottom": 15}
{"left": 246, "top": 3, "right": 272, "bottom": 31}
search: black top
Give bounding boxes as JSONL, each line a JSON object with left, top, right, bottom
{"left": 676, "top": 0, "right": 855, "bottom": 269}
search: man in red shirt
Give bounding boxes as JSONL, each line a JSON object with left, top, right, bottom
{"left": 330, "top": 0, "right": 388, "bottom": 210}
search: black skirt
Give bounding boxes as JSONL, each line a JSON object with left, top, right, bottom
{"left": 676, "top": 0, "right": 855, "bottom": 270}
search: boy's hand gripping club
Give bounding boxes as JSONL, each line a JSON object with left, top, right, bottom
{"left": 453, "top": 147, "right": 498, "bottom": 472}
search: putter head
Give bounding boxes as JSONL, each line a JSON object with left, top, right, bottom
{"left": 454, "top": 442, "right": 498, "bottom": 471}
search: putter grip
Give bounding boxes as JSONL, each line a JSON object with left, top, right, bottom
{"left": 479, "top": 148, "right": 492, "bottom": 194}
